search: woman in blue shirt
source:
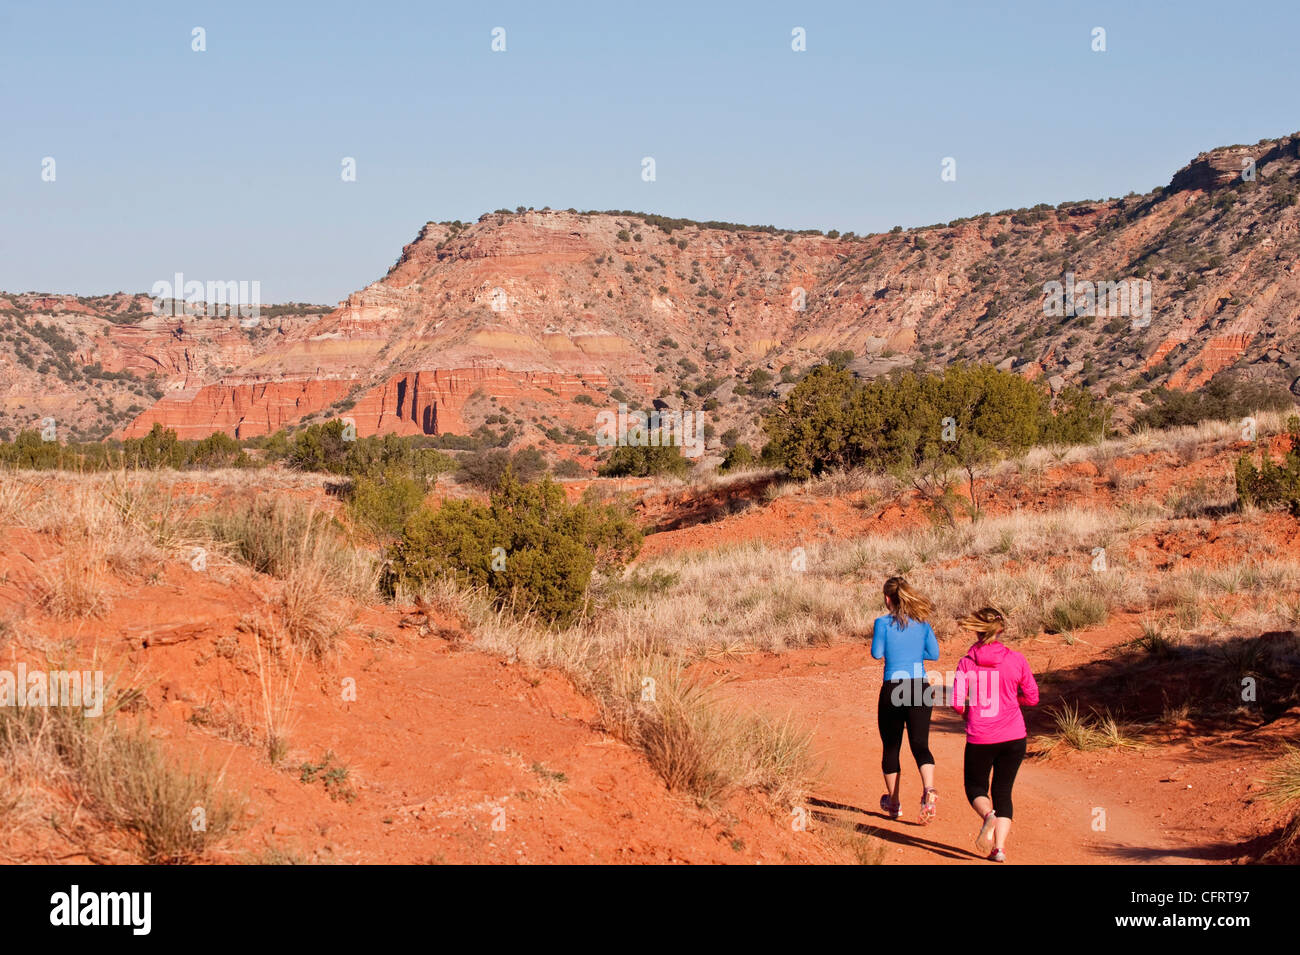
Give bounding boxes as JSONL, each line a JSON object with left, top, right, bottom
{"left": 872, "top": 576, "right": 940, "bottom": 823}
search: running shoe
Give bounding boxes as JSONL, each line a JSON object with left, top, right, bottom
{"left": 919, "top": 787, "right": 938, "bottom": 825}
{"left": 987, "top": 848, "right": 1006, "bottom": 863}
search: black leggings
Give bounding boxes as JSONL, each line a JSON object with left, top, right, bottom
{"left": 878, "top": 679, "right": 934, "bottom": 775}
{"left": 963, "top": 737, "right": 1027, "bottom": 819}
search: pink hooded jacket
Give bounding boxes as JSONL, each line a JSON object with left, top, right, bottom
{"left": 952, "top": 640, "right": 1039, "bottom": 744}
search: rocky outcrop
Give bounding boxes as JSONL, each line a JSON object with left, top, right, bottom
{"left": 349, "top": 367, "right": 653, "bottom": 437}
{"left": 1169, "top": 148, "right": 1258, "bottom": 193}
{"left": 14, "top": 132, "right": 1300, "bottom": 445}
{"left": 1168, "top": 135, "right": 1300, "bottom": 194}
{"left": 121, "top": 378, "right": 354, "bottom": 439}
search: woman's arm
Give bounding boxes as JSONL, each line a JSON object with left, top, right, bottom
{"left": 871, "top": 617, "right": 887, "bottom": 660}
{"left": 1017, "top": 657, "right": 1040, "bottom": 707}
{"left": 951, "top": 659, "right": 969, "bottom": 715}
{"left": 923, "top": 623, "right": 940, "bottom": 662}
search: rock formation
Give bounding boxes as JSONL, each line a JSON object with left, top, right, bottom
{"left": 6, "top": 132, "right": 1300, "bottom": 445}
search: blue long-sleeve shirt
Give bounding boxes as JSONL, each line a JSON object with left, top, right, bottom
{"left": 872, "top": 614, "right": 939, "bottom": 681}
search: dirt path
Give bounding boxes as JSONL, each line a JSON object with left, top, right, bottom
{"left": 709, "top": 643, "right": 1243, "bottom": 865}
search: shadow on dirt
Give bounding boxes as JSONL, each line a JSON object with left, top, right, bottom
{"left": 1027, "top": 628, "right": 1300, "bottom": 736}
{"left": 647, "top": 473, "right": 783, "bottom": 533}
{"left": 806, "top": 796, "right": 979, "bottom": 861}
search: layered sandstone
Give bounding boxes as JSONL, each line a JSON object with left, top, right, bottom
{"left": 10, "top": 132, "right": 1300, "bottom": 446}
{"left": 121, "top": 378, "right": 355, "bottom": 440}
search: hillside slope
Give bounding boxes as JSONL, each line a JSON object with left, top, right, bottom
{"left": 6, "top": 132, "right": 1300, "bottom": 447}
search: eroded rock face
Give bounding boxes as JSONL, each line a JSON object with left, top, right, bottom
{"left": 0, "top": 293, "right": 327, "bottom": 440}
{"left": 121, "top": 378, "right": 355, "bottom": 439}
{"left": 347, "top": 368, "right": 653, "bottom": 438}
{"left": 117, "top": 210, "right": 861, "bottom": 440}
{"left": 11, "top": 133, "right": 1300, "bottom": 444}
{"left": 1167, "top": 135, "right": 1300, "bottom": 194}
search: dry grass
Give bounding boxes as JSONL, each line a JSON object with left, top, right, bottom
{"left": 1265, "top": 747, "right": 1300, "bottom": 806}
{"left": 605, "top": 657, "right": 816, "bottom": 806}
{"left": 0, "top": 479, "right": 40, "bottom": 525}
{"left": 1021, "top": 407, "right": 1296, "bottom": 472}
{"left": 1045, "top": 702, "right": 1140, "bottom": 752}
{"left": 819, "top": 816, "right": 887, "bottom": 864}
{"left": 36, "top": 537, "right": 113, "bottom": 619}
{"left": 430, "top": 580, "right": 819, "bottom": 806}
{"left": 9, "top": 473, "right": 374, "bottom": 653}
{"left": 0, "top": 681, "right": 240, "bottom": 863}
{"left": 278, "top": 556, "right": 353, "bottom": 658}
{"left": 205, "top": 498, "right": 375, "bottom": 655}
{"left": 1262, "top": 747, "right": 1300, "bottom": 862}
{"left": 13, "top": 474, "right": 206, "bottom": 577}
{"left": 573, "top": 506, "right": 1153, "bottom": 648}
{"left": 251, "top": 619, "right": 305, "bottom": 765}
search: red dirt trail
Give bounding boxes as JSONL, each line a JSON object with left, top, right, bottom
{"left": 2, "top": 432, "right": 1294, "bottom": 864}
{"left": 709, "top": 642, "right": 1280, "bottom": 864}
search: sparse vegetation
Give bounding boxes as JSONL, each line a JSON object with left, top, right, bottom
{"left": 765, "top": 363, "right": 1106, "bottom": 482}
{"left": 0, "top": 690, "right": 240, "bottom": 863}
{"left": 598, "top": 443, "right": 690, "bottom": 479}
{"left": 1046, "top": 702, "right": 1139, "bottom": 752}
{"left": 1236, "top": 415, "right": 1300, "bottom": 514}
{"left": 385, "top": 473, "right": 641, "bottom": 624}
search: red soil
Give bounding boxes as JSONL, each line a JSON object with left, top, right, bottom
{"left": 0, "top": 523, "right": 841, "bottom": 864}
{"left": 2, "top": 430, "right": 1296, "bottom": 864}
{"left": 705, "top": 637, "right": 1294, "bottom": 865}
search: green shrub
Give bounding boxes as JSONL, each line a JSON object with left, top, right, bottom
{"left": 1135, "top": 377, "right": 1295, "bottom": 430}
{"left": 456, "top": 447, "right": 548, "bottom": 490}
{"left": 719, "top": 444, "right": 755, "bottom": 473}
{"left": 763, "top": 363, "right": 1104, "bottom": 481}
{"left": 188, "top": 431, "right": 250, "bottom": 469}
{"left": 282, "top": 424, "right": 454, "bottom": 483}
{"left": 553, "top": 457, "right": 588, "bottom": 478}
{"left": 124, "top": 423, "right": 186, "bottom": 469}
{"left": 347, "top": 470, "right": 426, "bottom": 539}
{"left": 1041, "top": 386, "right": 1110, "bottom": 445}
{"left": 597, "top": 443, "right": 690, "bottom": 478}
{"left": 826, "top": 349, "right": 855, "bottom": 369}
{"left": 287, "top": 420, "right": 351, "bottom": 473}
{"left": 385, "top": 474, "right": 642, "bottom": 624}
{"left": 1236, "top": 416, "right": 1300, "bottom": 515}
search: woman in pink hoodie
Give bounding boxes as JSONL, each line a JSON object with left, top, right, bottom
{"left": 951, "top": 607, "right": 1038, "bottom": 862}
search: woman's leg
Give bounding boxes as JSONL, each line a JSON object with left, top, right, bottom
{"left": 904, "top": 682, "right": 936, "bottom": 791}
{"left": 963, "top": 741, "right": 995, "bottom": 817}
{"left": 989, "top": 738, "right": 1027, "bottom": 849}
{"left": 878, "top": 684, "right": 905, "bottom": 803}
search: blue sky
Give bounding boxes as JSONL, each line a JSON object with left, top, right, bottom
{"left": 3, "top": 0, "right": 1297, "bottom": 303}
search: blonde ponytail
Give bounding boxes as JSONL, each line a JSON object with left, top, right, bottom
{"left": 958, "top": 606, "right": 1007, "bottom": 644}
{"left": 883, "top": 576, "right": 933, "bottom": 625}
